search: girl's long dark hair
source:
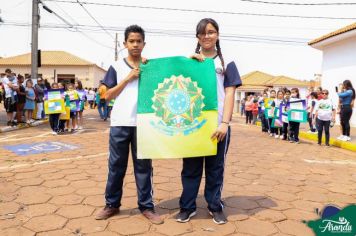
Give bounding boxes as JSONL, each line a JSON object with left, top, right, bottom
{"left": 291, "top": 88, "right": 300, "bottom": 98}
{"left": 343, "top": 80, "right": 355, "bottom": 100}
{"left": 195, "top": 18, "right": 225, "bottom": 71}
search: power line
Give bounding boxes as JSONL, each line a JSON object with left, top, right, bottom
{"left": 38, "top": 1, "right": 114, "bottom": 49}
{"left": 44, "top": 0, "right": 356, "bottom": 20}
{"left": 2, "top": 21, "right": 308, "bottom": 45}
{"left": 238, "top": 0, "right": 356, "bottom": 6}
{"left": 75, "top": 0, "right": 115, "bottom": 40}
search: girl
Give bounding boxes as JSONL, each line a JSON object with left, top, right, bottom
{"left": 289, "top": 88, "right": 301, "bottom": 143}
{"left": 75, "top": 80, "right": 86, "bottom": 130}
{"left": 314, "top": 90, "right": 336, "bottom": 146}
{"left": 24, "top": 79, "right": 36, "bottom": 124}
{"left": 177, "top": 18, "right": 241, "bottom": 225}
{"left": 245, "top": 95, "right": 253, "bottom": 124}
{"left": 271, "top": 90, "right": 284, "bottom": 139}
{"left": 268, "top": 90, "right": 276, "bottom": 137}
{"left": 282, "top": 90, "right": 291, "bottom": 140}
{"left": 337, "top": 80, "right": 355, "bottom": 141}
{"left": 259, "top": 92, "right": 269, "bottom": 132}
{"left": 65, "top": 83, "right": 79, "bottom": 132}
{"left": 307, "top": 92, "right": 318, "bottom": 133}
{"left": 251, "top": 98, "right": 259, "bottom": 125}
{"left": 48, "top": 83, "right": 61, "bottom": 134}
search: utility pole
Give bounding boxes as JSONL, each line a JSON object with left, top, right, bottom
{"left": 31, "top": 0, "right": 39, "bottom": 80}
{"left": 115, "top": 33, "right": 118, "bottom": 61}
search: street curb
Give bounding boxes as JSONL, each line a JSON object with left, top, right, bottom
{"left": 255, "top": 121, "right": 356, "bottom": 152}
{"left": 0, "top": 120, "right": 49, "bottom": 133}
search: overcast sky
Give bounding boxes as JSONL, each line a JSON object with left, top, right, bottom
{"left": 1, "top": 0, "right": 356, "bottom": 80}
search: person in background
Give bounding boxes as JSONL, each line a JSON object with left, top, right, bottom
{"left": 316, "top": 86, "right": 323, "bottom": 100}
{"left": 3, "top": 69, "right": 18, "bottom": 126}
{"left": 258, "top": 92, "right": 268, "bottom": 132}
{"left": 337, "top": 80, "right": 355, "bottom": 141}
{"left": 251, "top": 98, "right": 259, "bottom": 125}
{"left": 307, "top": 92, "right": 318, "bottom": 133}
{"left": 245, "top": 95, "right": 253, "bottom": 124}
{"left": 34, "top": 78, "right": 45, "bottom": 120}
{"left": 271, "top": 90, "right": 284, "bottom": 139}
{"left": 87, "top": 88, "right": 95, "bottom": 109}
{"left": 240, "top": 97, "right": 246, "bottom": 117}
{"left": 268, "top": 90, "right": 276, "bottom": 137}
{"left": 289, "top": 88, "right": 301, "bottom": 143}
{"left": 24, "top": 79, "right": 36, "bottom": 124}
{"left": 107, "top": 99, "right": 115, "bottom": 118}
{"left": 314, "top": 89, "right": 336, "bottom": 146}
{"left": 65, "top": 83, "right": 79, "bottom": 132}
{"left": 16, "top": 75, "right": 26, "bottom": 124}
{"left": 281, "top": 89, "right": 291, "bottom": 141}
{"left": 75, "top": 80, "right": 86, "bottom": 130}
{"left": 98, "top": 81, "right": 108, "bottom": 121}
{"left": 48, "top": 83, "right": 61, "bottom": 135}
{"left": 44, "top": 79, "right": 51, "bottom": 90}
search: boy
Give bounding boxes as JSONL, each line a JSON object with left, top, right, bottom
{"left": 95, "top": 25, "right": 163, "bottom": 225}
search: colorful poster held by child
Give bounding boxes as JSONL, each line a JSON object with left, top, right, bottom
{"left": 288, "top": 109, "right": 307, "bottom": 123}
{"left": 287, "top": 99, "right": 306, "bottom": 110}
{"left": 44, "top": 89, "right": 65, "bottom": 114}
{"left": 264, "top": 98, "right": 274, "bottom": 108}
{"left": 137, "top": 56, "right": 218, "bottom": 159}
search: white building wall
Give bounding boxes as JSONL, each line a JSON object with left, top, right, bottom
{"left": 320, "top": 36, "right": 356, "bottom": 127}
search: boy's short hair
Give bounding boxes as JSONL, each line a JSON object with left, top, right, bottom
{"left": 124, "top": 25, "right": 145, "bottom": 42}
{"left": 285, "top": 90, "right": 291, "bottom": 94}
{"left": 310, "top": 91, "right": 318, "bottom": 98}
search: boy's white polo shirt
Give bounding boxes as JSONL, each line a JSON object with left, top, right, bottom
{"left": 110, "top": 59, "right": 138, "bottom": 127}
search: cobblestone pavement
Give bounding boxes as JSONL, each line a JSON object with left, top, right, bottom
{"left": 0, "top": 110, "right": 355, "bottom": 236}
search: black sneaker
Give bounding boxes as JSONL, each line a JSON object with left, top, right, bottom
{"left": 7, "top": 121, "right": 12, "bottom": 126}
{"left": 209, "top": 210, "right": 227, "bottom": 225}
{"left": 176, "top": 210, "right": 196, "bottom": 223}
{"left": 11, "top": 121, "right": 18, "bottom": 126}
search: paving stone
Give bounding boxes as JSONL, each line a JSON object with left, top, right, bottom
{"left": 66, "top": 216, "right": 108, "bottom": 234}
{"left": 0, "top": 202, "right": 21, "bottom": 216}
{"left": 224, "top": 197, "right": 260, "bottom": 210}
{"left": 1, "top": 227, "right": 35, "bottom": 236}
{"left": 43, "top": 179, "right": 70, "bottom": 188}
{"left": 56, "top": 205, "right": 95, "bottom": 218}
{"left": 75, "top": 187, "right": 103, "bottom": 196}
{"left": 153, "top": 219, "right": 193, "bottom": 236}
{"left": 83, "top": 195, "right": 105, "bottom": 207}
{"left": 253, "top": 209, "right": 287, "bottom": 222}
{"left": 49, "top": 194, "right": 84, "bottom": 205}
{"left": 45, "top": 186, "right": 76, "bottom": 196}
{"left": 236, "top": 218, "right": 278, "bottom": 235}
{"left": 107, "top": 217, "right": 150, "bottom": 235}
{"left": 37, "top": 228, "right": 75, "bottom": 236}
{"left": 23, "top": 204, "right": 58, "bottom": 217}
{"left": 14, "top": 178, "right": 44, "bottom": 186}
{"left": 24, "top": 215, "right": 67, "bottom": 232}
{"left": 275, "top": 220, "right": 314, "bottom": 236}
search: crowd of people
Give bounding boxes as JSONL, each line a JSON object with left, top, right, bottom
{"left": 241, "top": 81, "right": 355, "bottom": 146}
{"left": 0, "top": 69, "right": 113, "bottom": 134}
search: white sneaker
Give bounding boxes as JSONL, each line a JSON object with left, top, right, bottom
{"left": 269, "top": 133, "right": 273, "bottom": 137}
{"left": 337, "top": 135, "right": 344, "bottom": 140}
{"left": 275, "top": 135, "right": 279, "bottom": 139}
{"left": 51, "top": 131, "right": 58, "bottom": 135}
{"left": 78, "top": 126, "right": 83, "bottom": 130}
{"left": 346, "top": 136, "right": 351, "bottom": 141}
{"left": 340, "top": 136, "right": 348, "bottom": 141}
{"left": 280, "top": 135, "right": 284, "bottom": 140}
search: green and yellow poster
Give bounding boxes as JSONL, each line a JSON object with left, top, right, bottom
{"left": 137, "top": 56, "right": 218, "bottom": 159}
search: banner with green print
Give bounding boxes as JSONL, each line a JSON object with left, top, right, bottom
{"left": 137, "top": 56, "right": 218, "bottom": 159}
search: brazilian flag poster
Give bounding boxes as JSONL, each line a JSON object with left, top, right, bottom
{"left": 137, "top": 56, "right": 218, "bottom": 159}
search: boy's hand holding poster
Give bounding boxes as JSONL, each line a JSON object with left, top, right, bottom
{"left": 44, "top": 89, "right": 65, "bottom": 114}
{"left": 137, "top": 56, "right": 218, "bottom": 159}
